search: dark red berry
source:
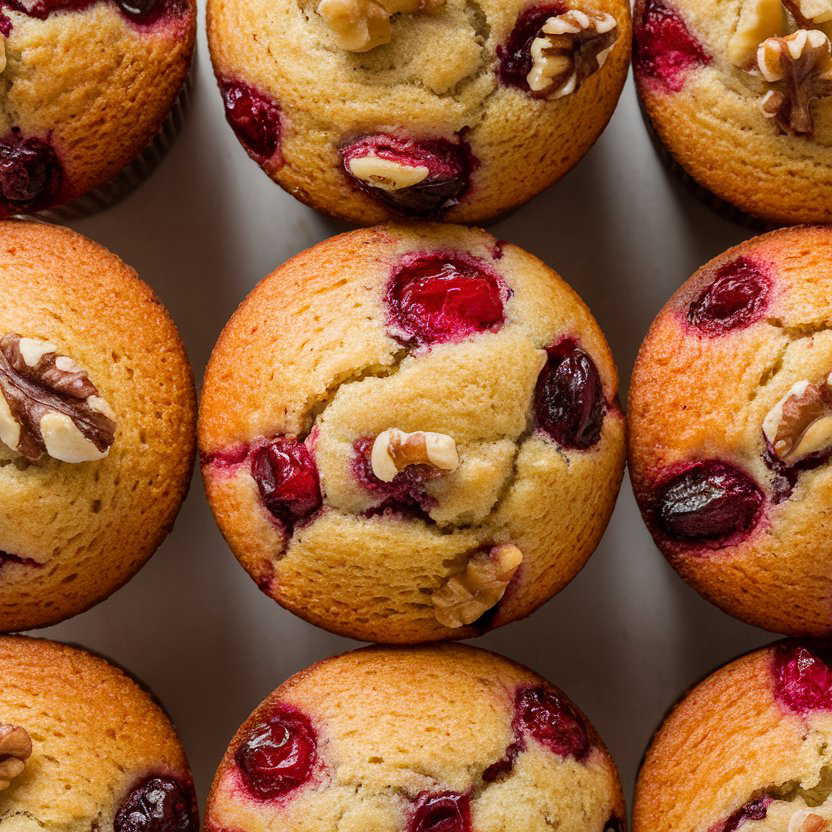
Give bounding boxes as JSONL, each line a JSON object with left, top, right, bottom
{"left": 0, "top": 131, "right": 62, "bottom": 214}
{"left": 0, "top": 0, "right": 185, "bottom": 25}
{"left": 656, "top": 461, "right": 763, "bottom": 544}
{"left": 250, "top": 437, "right": 322, "bottom": 528}
{"left": 716, "top": 797, "right": 771, "bottom": 832}
{"left": 114, "top": 777, "right": 197, "bottom": 832}
{"left": 515, "top": 687, "right": 589, "bottom": 760}
{"left": 687, "top": 258, "right": 771, "bottom": 336}
{"left": 497, "top": 4, "right": 564, "bottom": 90}
{"left": 386, "top": 253, "right": 507, "bottom": 346}
{"left": 534, "top": 339, "right": 605, "bottom": 450}
{"left": 482, "top": 740, "right": 523, "bottom": 782}
{"left": 235, "top": 707, "right": 317, "bottom": 800}
{"left": 634, "top": 0, "right": 709, "bottom": 92}
{"left": 341, "top": 134, "right": 473, "bottom": 217}
{"left": 772, "top": 643, "right": 832, "bottom": 714}
{"left": 409, "top": 792, "right": 471, "bottom": 832}
{"left": 220, "top": 80, "right": 281, "bottom": 162}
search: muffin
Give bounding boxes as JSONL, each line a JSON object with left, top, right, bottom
{"left": 629, "top": 226, "right": 832, "bottom": 636}
{"left": 206, "top": 0, "right": 631, "bottom": 225}
{"left": 0, "top": 220, "right": 196, "bottom": 631}
{"left": 199, "top": 223, "right": 625, "bottom": 643}
{"left": 634, "top": 0, "right": 832, "bottom": 225}
{"left": 0, "top": 635, "right": 198, "bottom": 832}
{"left": 634, "top": 640, "right": 832, "bottom": 832}
{"left": 0, "top": 0, "right": 195, "bottom": 218}
{"left": 205, "top": 644, "right": 626, "bottom": 832}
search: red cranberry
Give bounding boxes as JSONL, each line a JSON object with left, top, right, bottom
{"left": 0, "top": 0, "right": 184, "bottom": 25}
{"left": 386, "top": 253, "right": 507, "bottom": 346}
{"left": 235, "top": 707, "right": 317, "bottom": 800}
{"left": 250, "top": 437, "right": 322, "bottom": 528}
{"left": 409, "top": 792, "right": 471, "bottom": 832}
{"left": 114, "top": 777, "right": 197, "bottom": 832}
{"left": 714, "top": 797, "right": 771, "bottom": 832}
{"left": 634, "top": 0, "right": 709, "bottom": 92}
{"left": 515, "top": 687, "right": 589, "bottom": 760}
{"left": 687, "top": 258, "right": 771, "bottom": 336}
{"left": 772, "top": 644, "right": 832, "bottom": 714}
{"left": 534, "top": 339, "right": 605, "bottom": 450}
{"left": 497, "top": 4, "right": 564, "bottom": 90}
{"left": 0, "top": 131, "right": 62, "bottom": 214}
{"left": 656, "top": 461, "right": 764, "bottom": 544}
{"left": 341, "top": 134, "right": 472, "bottom": 217}
{"left": 219, "top": 80, "right": 281, "bottom": 163}
{"left": 482, "top": 740, "right": 523, "bottom": 782}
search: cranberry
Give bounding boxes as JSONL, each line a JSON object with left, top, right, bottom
{"left": 634, "top": 0, "right": 709, "bottom": 92}
{"left": 715, "top": 797, "right": 771, "bottom": 832}
{"left": 772, "top": 643, "right": 832, "bottom": 714}
{"left": 656, "top": 461, "right": 764, "bottom": 544}
{"left": 235, "top": 707, "right": 317, "bottom": 800}
{"left": 0, "top": 131, "right": 62, "bottom": 214}
{"left": 687, "top": 258, "right": 771, "bottom": 336}
{"left": 409, "top": 792, "right": 471, "bottom": 832}
{"left": 386, "top": 253, "right": 507, "bottom": 346}
{"left": 250, "top": 437, "right": 322, "bottom": 528}
{"left": 0, "top": 0, "right": 184, "bottom": 25}
{"left": 219, "top": 80, "right": 281, "bottom": 163}
{"left": 515, "top": 687, "right": 589, "bottom": 760}
{"left": 341, "top": 134, "right": 472, "bottom": 217}
{"left": 534, "top": 339, "right": 605, "bottom": 450}
{"left": 114, "top": 777, "right": 197, "bottom": 832}
{"left": 482, "top": 740, "right": 523, "bottom": 782}
{"left": 497, "top": 4, "right": 564, "bottom": 90}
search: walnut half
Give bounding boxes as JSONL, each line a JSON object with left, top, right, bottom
{"left": 527, "top": 9, "right": 618, "bottom": 98}
{"left": 370, "top": 428, "right": 459, "bottom": 482}
{"left": 0, "top": 725, "right": 31, "bottom": 791}
{"left": 0, "top": 334, "right": 116, "bottom": 463}
{"left": 789, "top": 811, "right": 832, "bottom": 832}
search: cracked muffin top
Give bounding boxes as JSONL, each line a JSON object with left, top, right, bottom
{"left": 634, "top": 641, "right": 832, "bottom": 832}
{"left": 199, "top": 223, "right": 625, "bottom": 644}
{"left": 634, "top": 0, "right": 832, "bottom": 224}
{"left": 0, "top": 0, "right": 195, "bottom": 217}
{"left": 205, "top": 644, "right": 626, "bottom": 832}
{"left": 0, "top": 635, "right": 198, "bottom": 832}
{"left": 206, "top": 0, "right": 631, "bottom": 225}
{"left": 0, "top": 220, "right": 196, "bottom": 632}
{"left": 629, "top": 226, "right": 832, "bottom": 636}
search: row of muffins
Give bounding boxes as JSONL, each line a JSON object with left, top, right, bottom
{"left": 2, "top": 0, "right": 830, "bottom": 226}
{"left": 1, "top": 218, "right": 830, "bottom": 641}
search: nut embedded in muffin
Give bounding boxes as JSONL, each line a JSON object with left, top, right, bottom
{"left": 199, "top": 223, "right": 625, "bottom": 643}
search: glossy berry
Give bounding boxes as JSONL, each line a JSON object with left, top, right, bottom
{"left": 0, "top": 0, "right": 184, "bottom": 25}
{"left": 341, "top": 134, "right": 472, "bottom": 217}
{"left": 409, "top": 792, "right": 471, "bottom": 832}
{"left": 656, "top": 461, "right": 763, "bottom": 544}
{"left": 386, "top": 254, "right": 506, "bottom": 345}
{"left": 772, "top": 644, "right": 832, "bottom": 714}
{"left": 235, "top": 707, "right": 317, "bottom": 800}
{"left": 687, "top": 258, "right": 770, "bottom": 336}
{"left": 0, "top": 132, "right": 62, "bottom": 213}
{"left": 114, "top": 777, "right": 196, "bottom": 832}
{"left": 220, "top": 80, "right": 281, "bottom": 162}
{"left": 250, "top": 437, "right": 322, "bottom": 529}
{"left": 534, "top": 340, "right": 605, "bottom": 450}
{"left": 497, "top": 4, "right": 564, "bottom": 91}
{"left": 717, "top": 797, "right": 771, "bottom": 832}
{"left": 515, "top": 687, "right": 589, "bottom": 760}
{"left": 634, "top": 0, "right": 709, "bottom": 92}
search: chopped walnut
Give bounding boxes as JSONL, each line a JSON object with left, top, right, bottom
{"left": 346, "top": 154, "right": 429, "bottom": 191}
{"left": 370, "top": 428, "right": 459, "bottom": 482}
{"left": 0, "top": 37, "right": 6, "bottom": 76}
{"left": 432, "top": 544, "right": 523, "bottom": 628}
{"left": 0, "top": 725, "right": 31, "bottom": 791}
{"left": 763, "top": 373, "right": 832, "bottom": 465}
{"left": 728, "top": 0, "right": 785, "bottom": 67}
{"left": 317, "top": 0, "right": 445, "bottom": 52}
{"left": 757, "top": 28, "right": 832, "bottom": 135}
{"left": 789, "top": 810, "right": 832, "bottom": 832}
{"left": 527, "top": 9, "right": 618, "bottom": 98}
{"left": 0, "top": 334, "right": 116, "bottom": 463}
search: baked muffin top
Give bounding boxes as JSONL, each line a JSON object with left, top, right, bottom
{"left": 0, "top": 635, "right": 197, "bottom": 832}
{"left": 199, "top": 223, "right": 625, "bottom": 643}
{"left": 629, "top": 225, "right": 832, "bottom": 636}
{"left": 206, "top": 644, "right": 626, "bottom": 832}
{"left": 0, "top": 220, "right": 195, "bottom": 631}
{"left": 0, "top": 0, "right": 195, "bottom": 217}
{"left": 207, "top": 0, "right": 631, "bottom": 224}
{"left": 635, "top": 641, "right": 832, "bottom": 832}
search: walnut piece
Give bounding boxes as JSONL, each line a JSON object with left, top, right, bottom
{"left": 346, "top": 154, "right": 429, "bottom": 191}
{"left": 432, "top": 544, "right": 523, "bottom": 628}
{"left": 789, "top": 811, "right": 832, "bottom": 832}
{"left": 763, "top": 373, "right": 832, "bottom": 466}
{"left": 370, "top": 428, "right": 458, "bottom": 482}
{"left": 728, "top": 0, "right": 785, "bottom": 67}
{"left": 757, "top": 28, "right": 832, "bottom": 135}
{"left": 527, "top": 9, "right": 618, "bottom": 98}
{"left": 0, "top": 725, "right": 31, "bottom": 791}
{"left": 317, "top": 0, "right": 445, "bottom": 52}
{"left": 0, "top": 334, "right": 116, "bottom": 463}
